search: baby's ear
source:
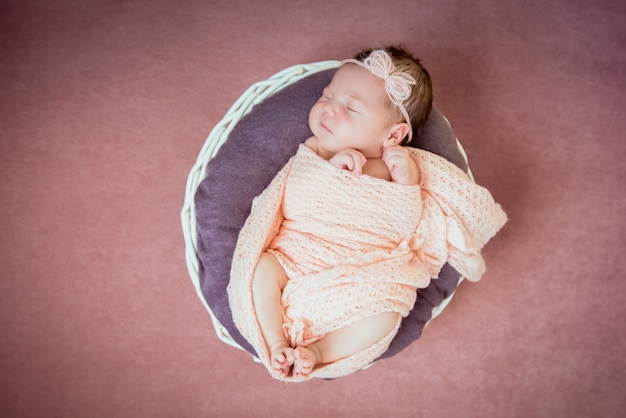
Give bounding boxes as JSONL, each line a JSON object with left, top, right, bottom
{"left": 384, "top": 123, "right": 410, "bottom": 147}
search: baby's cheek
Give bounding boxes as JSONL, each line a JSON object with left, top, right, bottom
{"left": 308, "top": 106, "right": 319, "bottom": 128}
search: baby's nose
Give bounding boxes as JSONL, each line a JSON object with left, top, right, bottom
{"left": 324, "top": 101, "right": 337, "bottom": 116}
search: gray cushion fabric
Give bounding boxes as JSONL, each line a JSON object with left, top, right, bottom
{"left": 194, "top": 68, "right": 465, "bottom": 359}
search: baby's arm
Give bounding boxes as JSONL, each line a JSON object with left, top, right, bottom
{"left": 383, "top": 146, "right": 420, "bottom": 185}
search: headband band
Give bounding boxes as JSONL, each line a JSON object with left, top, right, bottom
{"left": 342, "top": 50, "right": 416, "bottom": 142}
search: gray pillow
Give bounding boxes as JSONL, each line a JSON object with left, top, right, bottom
{"left": 194, "top": 69, "right": 465, "bottom": 358}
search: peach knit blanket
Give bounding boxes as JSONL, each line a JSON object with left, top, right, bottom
{"left": 228, "top": 144, "right": 507, "bottom": 381}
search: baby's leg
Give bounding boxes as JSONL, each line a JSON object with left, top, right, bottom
{"left": 293, "top": 311, "right": 400, "bottom": 378}
{"left": 251, "top": 251, "right": 294, "bottom": 377}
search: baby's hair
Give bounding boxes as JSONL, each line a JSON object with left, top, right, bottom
{"left": 354, "top": 46, "right": 433, "bottom": 145}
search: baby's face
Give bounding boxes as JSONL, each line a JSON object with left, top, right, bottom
{"left": 308, "top": 63, "right": 397, "bottom": 159}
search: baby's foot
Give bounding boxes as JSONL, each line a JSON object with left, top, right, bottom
{"left": 293, "top": 345, "right": 321, "bottom": 379}
{"left": 269, "top": 341, "right": 295, "bottom": 377}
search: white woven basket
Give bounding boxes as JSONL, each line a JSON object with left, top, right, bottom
{"left": 181, "top": 60, "right": 472, "bottom": 352}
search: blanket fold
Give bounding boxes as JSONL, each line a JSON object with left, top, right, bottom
{"left": 228, "top": 144, "right": 507, "bottom": 381}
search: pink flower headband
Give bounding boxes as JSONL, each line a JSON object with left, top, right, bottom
{"left": 343, "top": 49, "right": 416, "bottom": 142}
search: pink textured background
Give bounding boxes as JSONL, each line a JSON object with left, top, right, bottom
{"left": 1, "top": 1, "right": 624, "bottom": 417}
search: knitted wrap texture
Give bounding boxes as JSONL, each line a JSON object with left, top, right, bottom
{"left": 228, "top": 145, "right": 507, "bottom": 380}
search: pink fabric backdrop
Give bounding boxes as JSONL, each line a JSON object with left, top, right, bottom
{"left": 1, "top": 0, "right": 624, "bottom": 417}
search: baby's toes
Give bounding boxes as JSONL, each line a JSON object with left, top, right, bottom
{"left": 283, "top": 349, "right": 295, "bottom": 365}
{"left": 296, "top": 365, "right": 312, "bottom": 377}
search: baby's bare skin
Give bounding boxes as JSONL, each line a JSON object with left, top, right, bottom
{"left": 293, "top": 345, "right": 322, "bottom": 378}
{"left": 269, "top": 342, "right": 321, "bottom": 378}
{"left": 269, "top": 341, "right": 295, "bottom": 378}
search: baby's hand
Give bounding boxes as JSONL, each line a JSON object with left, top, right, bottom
{"left": 383, "top": 146, "right": 419, "bottom": 185}
{"left": 330, "top": 148, "right": 367, "bottom": 176}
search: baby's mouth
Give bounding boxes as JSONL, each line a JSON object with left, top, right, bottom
{"left": 320, "top": 121, "right": 332, "bottom": 133}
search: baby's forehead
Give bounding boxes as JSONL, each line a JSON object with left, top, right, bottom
{"left": 327, "top": 64, "right": 386, "bottom": 95}
{"left": 332, "top": 63, "right": 369, "bottom": 81}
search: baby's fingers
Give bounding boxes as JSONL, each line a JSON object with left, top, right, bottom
{"left": 331, "top": 149, "right": 365, "bottom": 176}
{"left": 331, "top": 154, "right": 354, "bottom": 171}
{"left": 350, "top": 151, "right": 366, "bottom": 176}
